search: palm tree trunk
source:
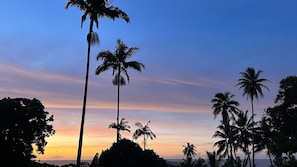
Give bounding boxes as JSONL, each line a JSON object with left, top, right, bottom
{"left": 76, "top": 20, "right": 93, "bottom": 167}
{"left": 143, "top": 135, "right": 146, "bottom": 150}
{"left": 247, "top": 150, "right": 252, "bottom": 167}
{"left": 251, "top": 97, "right": 255, "bottom": 167}
{"left": 116, "top": 65, "right": 120, "bottom": 143}
{"left": 230, "top": 143, "right": 233, "bottom": 160}
{"left": 226, "top": 142, "right": 229, "bottom": 160}
{"left": 268, "top": 149, "right": 274, "bottom": 167}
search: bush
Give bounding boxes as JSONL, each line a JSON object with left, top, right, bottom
{"left": 96, "top": 139, "right": 167, "bottom": 167}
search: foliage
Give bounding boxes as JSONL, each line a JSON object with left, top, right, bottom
{"left": 222, "top": 157, "right": 242, "bottom": 167}
{"left": 206, "top": 151, "right": 221, "bottom": 167}
{"left": 0, "top": 97, "right": 55, "bottom": 167}
{"left": 236, "top": 67, "right": 270, "bottom": 101}
{"left": 237, "top": 67, "right": 270, "bottom": 167}
{"left": 96, "top": 39, "right": 145, "bottom": 86}
{"left": 65, "top": 0, "right": 130, "bottom": 29}
{"left": 254, "top": 116, "right": 274, "bottom": 166}
{"left": 109, "top": 118, "right": 130, "bottom": 141}
{"left": 65, "top": 0, "right": 130, "bottom": 165}
{"left": 264, "top": 76, "right": 297, "bottom": 166}
{"left": 97, "top": 139, "right": 167, "bottom": 167}
{"left": 29, "top": 161, "right": 59, "bottom": 167}
{"left": 211, "top": 92, "right": 239, "bottom": 126}
{"left": 96, "top": 39, "right": 144, "bottom": 143}
{"left": 133, "top": 121, "right": 156, "bottom": 150}
{"left": 182, "top": 143, "right": 197, "bottom": 160}
{"left": 196, "top": 158, "right": 209, "bottom": 167}
{"left": 233, "top": 110, "right": 253, "bottom": 165}
{"left": 179, "top": 158, "right": 208, "bottom": 167}
{"left": 90, "top": 153, "right": 100, "bottom": 167}
{"left": 275, "top": 76, "right": 297, "bottom": 106}
{"left": 213, "top": 121, "right": 238, "bottom": 160}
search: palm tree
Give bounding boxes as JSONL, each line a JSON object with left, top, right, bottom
{"left": 213, "top": 120, "right": 238, "bottom": 161}
{"left": 179, "top": 143, "right": 197, "bottom": 167}
{"left": 254, "top": 117, "right": 274, "bottom": 167}
{"left": 109, "top": 118, "right": 130, "bottom": 141}
{"left": 133, "top": 121, "right": 156, "bottom": 150}
{"left": 211, "top": 92, "right": 240, "bottom": 126}
{"left": 65, "top": 1, "right": 129, "bottom": 166}
{"left": 237, "top": 67, "right": 270, "bottom": 167}
{"left": 234, "top": 110, "right": 254, "bottom": 167}
{"left": 183, "top": 143, "right": 197, "bottom": 161}
{"left": 95, "top": 39, "right": 145, "bottom": 142}
{"left": 206, "top": 151, "right": 221, "bottom": 167}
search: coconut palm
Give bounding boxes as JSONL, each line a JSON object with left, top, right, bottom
{"left": 65, "top": 1, "right": 129, "bottom": 165}
{"left": 109, "top": 118, "right": 130, "bottom": 141}
{"left": 211, "top": 92, "right": 240, "bottom": 126}
{"left": 234, "top": 110, "right": 254, "bottom": 167}
{"left": 179, "top": 143, "right": 198, "bottom": 167}
{"left": 206, "top": 151, "right": 221, "bottom": 167}
{"left": 183, "top": 143, "right": 197, "bottom": 160}
{"left": 96, "top": 39, "right": 144, "bottom": 142}
{"left": 133, "top": 121, "right": 156, "bottom": 150}
{"left": 237, "top": 67, "right": 270, "bottom": 167}
{"left": 213, "top": 120, "right": 238, "bottom": 161}
{"left": 254, "top": 116, "right": 274, "bottom": 167}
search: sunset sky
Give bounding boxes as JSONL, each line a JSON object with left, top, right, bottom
{"left": 1, "top": 0, "right": 297, "bottom": 161}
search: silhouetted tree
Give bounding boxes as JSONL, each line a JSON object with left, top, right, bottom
{"left": 206, "top": 151, "right": 221, "bottom": 167}
{"left": 65, "top": 1, "right": 129, "bottom": 165}
{"left": 237, "top": 67, "right": 270, "bottom": 167}
{"left": 90, "top": 153, "right": 100, "bottom": 167}
{"left": 30, "top": 161, "right": 58, "bottom": 167}
{"left": 109, "top": 118, "right": 130, "bottom": 141}
{"left": 179, "top": 143, "right": 197, "bottom": 167}
{"left": 97, "top": 139, "right": 167, "bottom": 167}
{"left": 183, "top": 143, "right": 197, "bottom": 161}
{"left": 196, "top": 158, "right": 209, "bottom": 167}
{"left": 96, "top": 39, "right": 144, "bottom": 142}
{"left": 0, "top": 97, "right": 55, "bottom": 167}
{"left": 254, "top": 117, "right": 274, "bottom": 167}
{"left": 265, "top": 76, "right": 297, "bottom": 166}
{"left": 234, "top": 110, "right": 254, "bottom": 166}
{"left": 213, "top": 120, "right": 238, "bottom": 161}
{"left": 133, "top": 121, "right": 156, "bottom": 150}
{"left": 222, "top": 156, "right": 242, "bottom": 167}
{"left": 211, "top": 92, "right": 239, "bottom": 127}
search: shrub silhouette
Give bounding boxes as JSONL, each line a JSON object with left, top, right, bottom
{"left": 97, "top": 139, "right": 167, "bottom": 167}
{"left": 0, "top": 97, "right": 55, "bottom": 167}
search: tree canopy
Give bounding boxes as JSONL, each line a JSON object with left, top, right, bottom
{"left": 97, "top": 139, "right": 167, "bottom": 167}
{"left": 0, "top": 97, "right": 55, "bottom": 166}
{"left": 264, "top": 76, "right": 297, "bottom": 166}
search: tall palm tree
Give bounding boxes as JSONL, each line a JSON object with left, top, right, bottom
{"left": 237, "top": 67, "right": 270, "bottom": 167}
{"left": 211, "top": 92, "right": 240, "bottom": 126}
{"left": 133, "top": 121, "right": 156, "bottom": 150}
{"left": 95, "top": 39, "right": 145, "bottom": 142}
{"left": 108, "top": 118, "right": 130, "bottom": 141}
{"left": 65, "top": 1, "right": 129, "bottom": 166}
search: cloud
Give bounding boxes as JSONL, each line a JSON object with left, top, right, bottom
{"left": 0, "top": 63, "right": 217, "bottom": 113}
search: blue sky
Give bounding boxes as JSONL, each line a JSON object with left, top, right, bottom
{"left": 1, "top": 0, "right": 297, "bottom": 160}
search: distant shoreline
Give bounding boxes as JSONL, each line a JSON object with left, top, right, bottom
{"left": 39, "top": 159, "right": 271, "bottom": 167}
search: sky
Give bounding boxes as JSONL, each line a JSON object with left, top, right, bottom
{"left": 1, "top": 0, "right": 297, "bottom": 161}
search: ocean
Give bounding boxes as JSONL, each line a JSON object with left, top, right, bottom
{"left": 40, "top": 159, "right": 272, "bottom": 167}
